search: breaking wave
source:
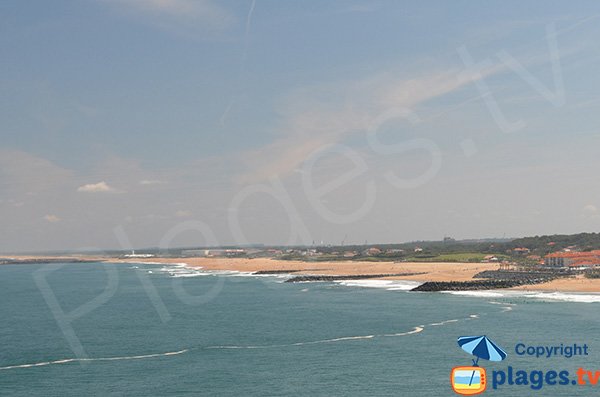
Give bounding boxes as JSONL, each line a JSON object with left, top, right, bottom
{"left": 0, "top": 350, "right": 189, "bottom": 371}
{"left": 334, "top": 279, "right": 422, "bottom": 291}
{"left": 1, "top": 301, "right": 514, "bottom": 371}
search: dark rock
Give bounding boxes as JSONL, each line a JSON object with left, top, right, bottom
{"left": 284, "top": 272, "right": 425, "bottom": 283}
{"left": 410, "top": 278, "right": 555, "bottom": 292}
{"left": 253, "top": 270, "right": 303, "bottom": 275}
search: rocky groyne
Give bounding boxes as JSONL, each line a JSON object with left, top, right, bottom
{"left": 411, "top": 276, "right": 561, "bottom": 292}
{"left": 473, "top": 270, "right": 564, "bottom": 281}
{"left": 285, "top": 272, "right": 425, "bottom": 283}
{"left": 253, "top": 269, "right": 304, "bottom": 275}
{"left": 411, "top": 280, "right": 519, "bottom": 291}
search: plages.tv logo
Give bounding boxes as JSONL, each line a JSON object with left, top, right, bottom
{"left": 451, "top": 335, "right": 508, "bottom": 395}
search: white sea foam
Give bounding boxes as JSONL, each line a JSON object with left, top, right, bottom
{"left": 335, "top": 279, "right": 422, "bottom": 291}
{"left": 145, "top": 262, "right": 293, "bottom": 280}
{"left": 153, "top": 263, "right": 234, "bottom": 278}
{"left": 206, "top": 326, "right": 424, "bottom": 351}
{"left": 0, "top": 350, "right": 188, "bottom": 371}
{"left": 485, "top": 291, "right": 600, "bottom": 303}
{"left": 446, "top": 290, "right": 600, "bottom": 304}
{"left": 292, "top": 335, "right": 375, "bottom": 345}
{"left": 442, "top": 290, "right": 506, "bottom": 298}
{"left": 428, "top": 319, "right": 459, "bottom": 326}
{"left": 382, "top": 326, "right": 424, "bottom": 337}
{"left": 334, "top": 277, "right": 600, "bottom": 304}
{"left": 521, "top": 292, "right": 600, "bottom": 303}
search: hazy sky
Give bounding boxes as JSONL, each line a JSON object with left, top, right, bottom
{"left": 2, "top": 1, "right": 600, "bottom": 252}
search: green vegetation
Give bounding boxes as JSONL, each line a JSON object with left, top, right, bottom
{"left": 128, "top": 231, "right": 600, "bottom": 266}
{"left": 307, "top": 232, "right": 600, "bottom": 264}
{"left": 408, "top": 252, "right": 488, "bottom": 262}
{"left": 507, "top": 232, "right": 600, "bottom": 255}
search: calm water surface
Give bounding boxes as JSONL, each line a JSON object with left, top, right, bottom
{"left": 1, "top": 262, "right": 599, "bottom": 396}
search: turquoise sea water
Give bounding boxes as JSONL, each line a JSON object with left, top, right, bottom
{"left": 1, "top": 262, "right": 600, "bottom": 396}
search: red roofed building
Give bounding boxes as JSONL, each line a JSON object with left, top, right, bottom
{"left": 544, "top": 250, "right": 600, "bottom": 267}
{"left": 569, "top": 259, "right": 600, "bottom": 269}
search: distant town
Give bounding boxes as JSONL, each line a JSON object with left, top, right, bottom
{"left": 4, "top": 232, "right": 600, "bottom": 290}
{"left": 105, "top": 232, "right": 600, "bottom": 276}
{"left": 108, "top": 233, "right": 600, "bottom": 270}
{"left": 5, "top": 232, "right": 600, "bottom": 277}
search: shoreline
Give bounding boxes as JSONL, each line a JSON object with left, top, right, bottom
{"left": 5, "top": 255, "right": 600, "bottom": 294}
{"left": 116, "top": 257, "right": 600, "bottom": 294}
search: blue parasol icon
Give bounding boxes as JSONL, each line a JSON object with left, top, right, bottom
{"left": 457, "top": 335, "right": 507, "bottom": 386}
{"left": 458, "top": 335, "right": 507, "bottom": 365}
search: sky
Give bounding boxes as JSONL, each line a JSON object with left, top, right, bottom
{"left": 2, "top": 0, "right": 600, "bottom": 252}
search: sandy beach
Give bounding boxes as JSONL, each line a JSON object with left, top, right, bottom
{"left": 511, "top": 275, "right": 600, "bottom": 293}
{"left": 114, "top": 257, "right": 600, "bottom": 293}
{"left": 115, "top": 257, "right": 496, "bottom": 281}
{"left": 6, "top": 255, "right": 600, "bottom": 293}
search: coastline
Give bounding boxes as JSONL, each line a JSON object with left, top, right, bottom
{"left": 116, "top": 257, "right": 600, "bottom": 293}
{"left": 5, "top": 255, "right": 600, "bottom": 293}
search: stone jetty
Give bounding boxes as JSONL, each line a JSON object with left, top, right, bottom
{"left": 285, "top": 272, "right": 425, "bottom": 283}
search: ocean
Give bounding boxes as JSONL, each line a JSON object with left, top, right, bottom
{"left": 1, "top": 262, "right": 599, "bottom": 396}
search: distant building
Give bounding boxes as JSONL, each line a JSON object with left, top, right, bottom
{"left": 363, "top": 247, "right": 382, "bottom": 256}
{"left": 544, "top": 251, "right": 600, "bottom": 268}
{"left": 204, "top": 249, "right": 246, "bottom": 257}
{"left": 513, "top": 247, "right": 530, "bottom": 255}
{"left": 181, "top": 249, "right": 207, "bottom": 257}
{"left": 414, "top": 247, "right": 423, "bottom": 253}
{"left": 123, "top": 250, "right": 154, "bottom": 258}
{"left": 386, "top": 249, "right": 404, "bottom": 254}
{"left": 526, "top": 255, "right": 543, "bottom": 264}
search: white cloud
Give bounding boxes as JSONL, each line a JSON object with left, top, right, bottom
{"left": 236, "top": 66, "right": 501, "bottom": 184}
{"left": 583, "top": 204, "right": 598, "bottom": 215}
{"left": 44, "top": 214, "right": 61, "bottom": 223}
{"left": 107, "top": 0, "right": 235, "bottom": 35}
{"left": 77, "top": 181, "right": 116, "bottom": 193}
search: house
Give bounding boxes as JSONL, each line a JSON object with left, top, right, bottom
{"left": 364, "top": 247, "right": 382, "bottom": 256}
{"left": 513, "top": 247, "right": 530, "bottom": 255}
{"left": 568, "top": 259, "right": 599, "bottom": 270}
{"left": 544, "top": 251, "right": 600, "bottom": 267}
{"left": 386, "top": 249, "right": 404, "bottom": 255}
